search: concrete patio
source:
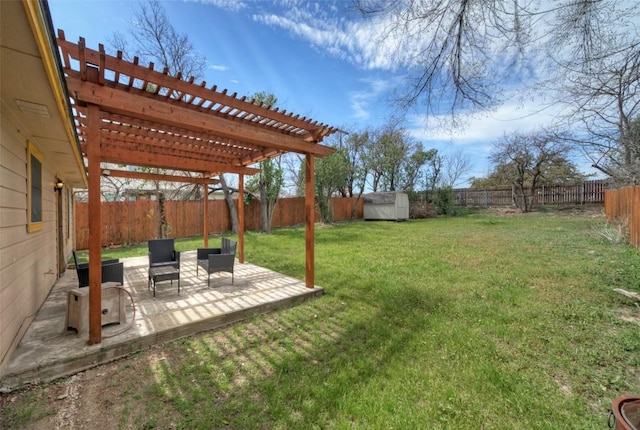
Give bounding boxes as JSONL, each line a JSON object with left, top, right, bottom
{"left": 0, "top": 251, "right": 323, "bottom": 392}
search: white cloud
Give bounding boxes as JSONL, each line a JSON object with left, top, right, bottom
{"left": 408, "top": 96, "right": 562, "bottom": 145}
{"left": 251, "top": 4, "right": 403, "bottom": 71}
{"left": 347, "top": 77, "right": 396, "bottom": 120}
{"left": 405, "top": 96, "right": 581, "bottom": 182}
{"left": 209, "top": 64, "right": 230, "bottom": 72}
{"left": 189, "top": 0, "right": 247, "bottom": 12}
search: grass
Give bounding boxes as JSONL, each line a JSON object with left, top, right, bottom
{"left": 0, "top": 393, "right": 56, "bottom": 427}
{"left": 9, "top": 209, "right": 640, "bottom": 429}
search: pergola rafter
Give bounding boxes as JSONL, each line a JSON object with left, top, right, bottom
{"left": 56, "top": 30, "right": 338, "bottom": 345}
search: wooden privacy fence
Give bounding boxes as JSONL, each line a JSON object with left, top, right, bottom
{"left": 451, "top": 180, "right": 607, "bottom": 207}
{"left": 75, "top": 197, "right": 364, "bottom": 250}
{"left": 604, "top": 186, "right": 640, "bottom": 249}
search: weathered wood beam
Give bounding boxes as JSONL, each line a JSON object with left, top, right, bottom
{"left": 305, "top": 154, "right": 315, "bottom": 289}
{"left": 80, "top": 142, "right": 259, "bottom": 174}
{"left": 102, "top": 168, "right": 220, "bottom": 184}
{"left": 81, "top": 109, "right": 263, "bottom": 157}
{"left": 241, "top": 148, "right": 284, "bottom": 166}
{"left": 238, "top": 173, "right": 245, "bottom": 264}
{"left": 87, "top": 103, "right": 102, "bottom": 344}
{"left": 203, "top": 175, "right": 209, "bottom": 248}
{"left": 66, "top": 78, "right": 334, "bottom": 157}
{"left": 58, "top": 37, "right": 335, "bottom": 134}
{"left": 99, "top": 132, "right": 245, "bottom": 164}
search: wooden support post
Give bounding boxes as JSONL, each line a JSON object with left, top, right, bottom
{"left": 87, "top": 103, "right": 102, "bottom": 344}
{"left": 305, "top": 154, "right": 315, "bottom": 289}
{"left": 203, "top": 175, "right": 208, "bottom": 247}
{"left": 238, "top": 173, "right": 245, "bottom": 263}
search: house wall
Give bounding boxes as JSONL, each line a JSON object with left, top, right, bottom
{"left": 0, "top": 109, "right": 69, "bottom": 375}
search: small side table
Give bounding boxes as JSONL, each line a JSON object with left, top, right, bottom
{"left": 148, "top": 266, "right": 180, "bottom": 297}
{"left": 66, "top": 282, "right": 127, "bottom": 336}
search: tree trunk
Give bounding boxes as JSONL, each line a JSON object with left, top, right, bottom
{"left": 351, "top": 191, "right": 363, "bottom": 219}
{"left": 260, "top": 179, "right": 270, "bottom": 233}
{"left": 219, "top": 175, "right": 239, "bottom": 234}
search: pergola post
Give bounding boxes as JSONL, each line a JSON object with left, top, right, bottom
{"left": 305, "top": 153, "right": 315, "bottom": 289}
{"left": 238, "top": 173, "right": 245, "bottom": 263}
{"left": 203, "top": 175, "right": 208, "bottom": 247}
{"left": 87, "top": 102, "right": 102, "bottom": 344}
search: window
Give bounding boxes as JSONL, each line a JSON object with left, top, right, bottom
{"left": 27, "top": 141, "right": 43, "bottom": 232}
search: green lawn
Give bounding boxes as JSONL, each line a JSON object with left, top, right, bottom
{"left": 10, "top": 209, "right": 640, "bottom": 429}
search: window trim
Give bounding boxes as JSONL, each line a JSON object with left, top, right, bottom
{"left": 27, "top": 140, "right": 44, "bottom": 233}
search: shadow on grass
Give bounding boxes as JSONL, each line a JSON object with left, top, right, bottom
{"left": 143, "top": 285, "right": 449, "bottom": 428}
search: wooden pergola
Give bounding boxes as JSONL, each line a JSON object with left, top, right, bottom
{"left": 56, "top": 31, "right": 338, "bottom": 345}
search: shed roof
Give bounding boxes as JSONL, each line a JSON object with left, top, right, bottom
{"left": 363, "top": 192, "right": 406, "bottom": 205}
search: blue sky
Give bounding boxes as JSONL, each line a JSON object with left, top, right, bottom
{"left": 48, "top": 0, "right": 621, "bottom": 186}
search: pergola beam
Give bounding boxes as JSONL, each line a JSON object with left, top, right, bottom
{"left": 58, "top": 34, "right": 334, "bottom": 135}
{"left": 96, "top": 132, "right": 252, "bottom": 166}
{"left": 80, "top": 142, "right": 259, "bottom": 174}
{"left": 102, "top": 168, "right": 221, "bottom": 185}
{"left": 66, "top": 78, "right": 334, "bottom": 157}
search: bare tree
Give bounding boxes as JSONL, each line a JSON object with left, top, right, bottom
{"left": 354, "top": 1, "right": 639, "bottom": 118}
{"left": 557, "top": 47, "right": 640, "bottom": 186}
{"left": 218, "top": 175, "right": 239, "bottom": 234}
{"left": 315, "top": 149, "right": 350, "bottom": 223}
{"left": 110, "top": 0, "right": 206, "bottom": 79}
{"left": 441, "top": 149, "right": 472, "bottom": 188}
{"left": 340, "top": 128, "right": 372, "bottom": 218}
{"left": 364, "top": 124, "right": 431, "bottom": 192}
{"left": 490, "top": 129, "right": 574, "bottom": 212}
{"left": 106, "top": 1, "right": 211, "bottom": 236}
{"left": 244, "top": 92, "right": 284, "bottom": 234}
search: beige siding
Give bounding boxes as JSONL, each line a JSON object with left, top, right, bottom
{"left": 0, "top": 115, "right": 61, "bottom": 374}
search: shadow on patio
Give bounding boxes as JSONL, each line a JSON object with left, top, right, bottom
{"left": 0, "top": 251, "right": 323, "bottom": 392}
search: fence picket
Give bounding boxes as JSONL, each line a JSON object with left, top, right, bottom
{"left": 75, "top": 197, "right": 364, "bottom": 250}
{"left": 605, "top": 185, "right": 640, "bottom": 249}
{"left": 452, "top": 180, "right": 607, "bottom": 207}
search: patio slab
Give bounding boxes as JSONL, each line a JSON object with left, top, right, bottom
{"left": 0, "top": 251, "right": 323, "bottom": 392}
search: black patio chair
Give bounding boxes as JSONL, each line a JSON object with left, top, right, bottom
{"left": 148, "top": 239, "right": 181, "bottom": 295}
{"left": 148, "top": 238, "right": 181, "bottom": 270}
{"left": 197, "top": 238, "right": 237, "bottom": 287}
{"left": 72, "top": 250, "right": 123, "bottom": 288}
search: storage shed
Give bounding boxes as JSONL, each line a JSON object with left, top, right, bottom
{"left": 363, "top": 192, "right": 410, "bottom": 221}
